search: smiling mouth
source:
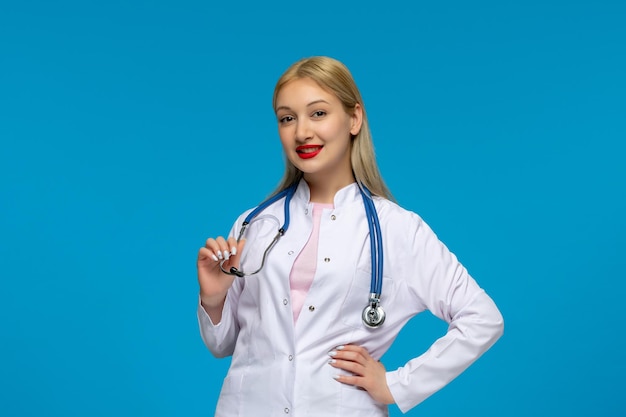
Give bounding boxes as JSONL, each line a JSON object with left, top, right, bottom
{"left": 296, "top": 145, "right": 323, "bottom": 159}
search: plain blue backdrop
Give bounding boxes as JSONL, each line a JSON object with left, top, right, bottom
{"left": 1, "top": 1, "right": 624, "bottom": 416}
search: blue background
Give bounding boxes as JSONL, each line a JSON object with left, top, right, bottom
{"left": 1, "top": 1, "right": 625, "bottom": 416}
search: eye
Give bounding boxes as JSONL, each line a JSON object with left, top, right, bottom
{"left": 279, "top": 115, "right": 295, "bottom": 124}
{"left": 312, "top": 110, "right": 326, "bottom": 118}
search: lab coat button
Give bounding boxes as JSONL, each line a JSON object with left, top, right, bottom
{"left": 284, "top": 407, "right": 290, "bottom": 413}
{"left": 331, "top": 214, "right": 336, "bottom": 220}
{"left": 305, "top": 208, "right": 309, "bottom": 214}
{"left": 288, "top": 250, "right": 294, "bottom": 255}
{"left": 324, "top": 257, "right": 330, "bottom": 262}
{"left": 288, "top": 354, "right": 294, "bottom": 361}
{"left": 283, "top": 298, "right": 288, "bottom": 305}
{"left": 308, "top": 305, "right": 315, "bottom": 312}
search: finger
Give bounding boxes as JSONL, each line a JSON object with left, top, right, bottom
{"left": 223, "top": 237, "right": 246, "bottom": 269}
{"left": 331, "top": 344, "right": 366, "bottom": 355}
{"left": 198, "top": 247, "right": 219, "bottom": 263}
{"left": 202, "top": 239, "right": 221, "bottom": 262}
{"left": 219, "top": 236, "right": 236, "bottom": 261}
{"left": 329, "top": 346, "right": 368, "bottom": 365}
{"left": 328, "top": 356, "right": 366, "bottom": 376}
{"left": 214, "top": 236, "right": 230, "bottom": 260}
{"left": 333, "top": 374, "right": 364, "bottom": 388}
{"left": 227, "top": 236, "right": 239, "bottom": 256}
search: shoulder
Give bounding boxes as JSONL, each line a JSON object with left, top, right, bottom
{"left": 372, "top": 197, "right": 444, "bottom": 256}
{"left": 373, "top": 197, "right": 425, "bottom": 230}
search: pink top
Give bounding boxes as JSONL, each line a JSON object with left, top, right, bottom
{"left": 289, "top": 203, "right": 333, "bottom": 323}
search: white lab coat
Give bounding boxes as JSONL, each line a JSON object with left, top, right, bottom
{"left": 198, "top": 180, "right": 503, "bottom": 417}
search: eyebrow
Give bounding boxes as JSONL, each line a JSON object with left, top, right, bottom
{"left": 275, "top": 99, "right": 330, "bottom": 113}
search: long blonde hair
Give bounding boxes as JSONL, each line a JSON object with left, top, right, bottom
{"left": 271, "top": 56, "right": 393, "bottom": 201}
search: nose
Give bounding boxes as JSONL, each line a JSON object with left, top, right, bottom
{"left": 295, "top": 118, "right": 313, "bottom": 142}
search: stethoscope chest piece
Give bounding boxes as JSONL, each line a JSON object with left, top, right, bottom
{"left": 362, "top": 295, "right": 385, "bottom": 328}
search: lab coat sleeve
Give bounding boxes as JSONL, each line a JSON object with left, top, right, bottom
{"left": 386, "top": 215, "right": 504, "bottom": 413}
{"left": 197, "top": 282, "right": 242, "bottom": 358}
{"left": 196, "top": 220, "right": 245, "bottom": 358}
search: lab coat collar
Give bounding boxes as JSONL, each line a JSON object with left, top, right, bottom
{"left": 293, "top": 179, "right": 361, "bottom": 208}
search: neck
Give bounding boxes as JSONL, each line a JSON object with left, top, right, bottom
{"left": 304, "top": 173, "right": 355, "bottom": 204}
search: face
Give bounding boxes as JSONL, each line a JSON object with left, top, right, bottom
{"left": 274, "top": 77, "right": 362, "bottom": 187}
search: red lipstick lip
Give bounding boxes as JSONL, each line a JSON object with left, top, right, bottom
{"left": 296, "top": 145, "right": 323, "bottom": 159}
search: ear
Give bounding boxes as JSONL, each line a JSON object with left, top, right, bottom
{"left": 350, "top": 103, "right": 363, "bottom": 136}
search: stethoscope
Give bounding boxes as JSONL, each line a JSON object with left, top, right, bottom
{"left": 220, "top": 181, "right": 386, "bottom": 328}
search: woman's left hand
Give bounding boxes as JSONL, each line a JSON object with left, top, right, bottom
{"left": 328, "top": 344, "right": 395, "bottom": 405}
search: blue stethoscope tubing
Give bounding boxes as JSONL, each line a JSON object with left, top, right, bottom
{"left": 225, "top": 181, "right": 385, "bottom": 328}
{"left": 357, "top": 182, "right": 386, "bottom": 328}
{"left": 237, "top": 185, "right": 296, "bottom": 241}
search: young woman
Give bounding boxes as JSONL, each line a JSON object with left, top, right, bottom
{"left": 197, "top": 56, "right": 504, "bottom": 417}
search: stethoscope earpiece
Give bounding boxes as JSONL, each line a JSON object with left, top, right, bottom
{"left": 230, "top": 266, "right": 245, "bottom": 278}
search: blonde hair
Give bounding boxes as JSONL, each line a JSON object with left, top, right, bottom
{"left": 271, "top": 56, "right": 393, "bottom": 201}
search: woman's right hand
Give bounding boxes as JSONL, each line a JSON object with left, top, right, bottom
{"left": 197, "top": 236, "right": 246, "bottom": 322}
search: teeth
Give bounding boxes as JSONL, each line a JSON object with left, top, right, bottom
{"left": 298, "top": 147, "right": 321, "bottom": 153}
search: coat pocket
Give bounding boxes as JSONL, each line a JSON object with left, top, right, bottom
{"left": 340, "top": 268, "right": 394, "bottom": 329}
